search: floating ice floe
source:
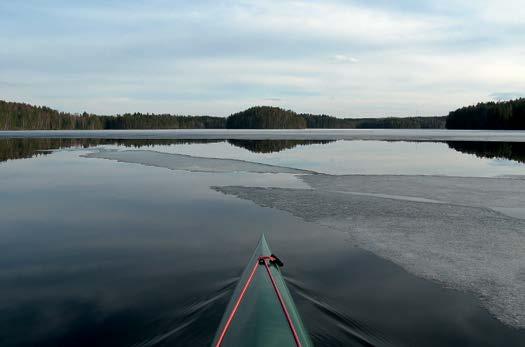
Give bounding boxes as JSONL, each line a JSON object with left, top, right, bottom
{"left": 82, "top": 150, "right": 311, "bottom": 174}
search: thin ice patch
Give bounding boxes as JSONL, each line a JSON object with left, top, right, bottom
{"left": 82, "top": 150, "right": 311, "bottom": 174}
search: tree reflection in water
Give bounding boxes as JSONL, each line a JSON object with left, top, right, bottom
{"left": 0, "top": 138, "right": 524, "bottom": 164}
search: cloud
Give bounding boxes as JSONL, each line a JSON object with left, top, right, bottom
{"left": 333, "top": 55, "right": 359, "bottom": 64}
{"left": 0, "top": 0, "right": 524, "bottom": 117}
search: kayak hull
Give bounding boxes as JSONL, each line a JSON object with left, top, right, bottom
{"left": 212, "top": 235, "right": 312, "bottom": 347}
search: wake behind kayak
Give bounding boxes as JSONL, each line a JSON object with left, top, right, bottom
{"left": 212, "top": 235, "right": 313, "bottom": 347}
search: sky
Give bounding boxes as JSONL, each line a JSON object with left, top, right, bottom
{"left": 1, "top": 0, "right": 524, "bottom": 117}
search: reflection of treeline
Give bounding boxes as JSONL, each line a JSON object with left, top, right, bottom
{"left": 0, "top": 138, "right": 94, "bottom": 162}
{"left": 227, "top": 140, "right": 334, "bottom": 153}
{"left": 0, "top": 138, "right": 331, "bottom": 163}
{"left": 446, "top": 98, "right": 525, "bottom": 129}
{"left": 0, "top": 139, "right": 221, "bottom": 163}
{"left": 3, "top": 138, "right": 525, "bottom": 165}
{"left": 447, "top": 141, "right": 525, "bottom": 163}
{"left": 95, "top": 139, "right": 222, "bottom": 148}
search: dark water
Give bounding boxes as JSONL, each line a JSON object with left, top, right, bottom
{"left": 1, "top": 138, "right": 524, "bottom": 346}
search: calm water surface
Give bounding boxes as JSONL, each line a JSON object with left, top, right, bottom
{"left": 1, "top": 138, "right": 524, "bottom": 346}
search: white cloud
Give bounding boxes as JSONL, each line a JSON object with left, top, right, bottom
{"left": 333, "top": 55, "right": 359, "bottom": 64}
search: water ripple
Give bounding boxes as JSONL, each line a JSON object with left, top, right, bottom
{"left": 287, "top": 277, "right": 397, "bottom": 347}
{"left": 131, "top": 278, "right": 236, "bottom": 347}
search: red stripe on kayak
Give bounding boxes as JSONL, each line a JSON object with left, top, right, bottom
{"left": 261, "top": 257, "right": 302, "bottom": 347}
{"left": 215, "top": 261, "right": 259, "bottom": 347}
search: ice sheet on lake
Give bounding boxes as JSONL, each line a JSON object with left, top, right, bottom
{"left": 214, "top": 174, "right": 525, "bottom": 328}
{"left": 82, "top": 150, "right": 311, "bottom": 174}
{"left": 301, "top": 174, "right": 525, "bottom": 219}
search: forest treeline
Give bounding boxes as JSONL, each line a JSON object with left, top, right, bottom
{"left": 0, "top": 100, "right": 103, "bottom": 130}
{"left": 301, "top": 114, "right": 446, "bottom": 129}
{"left": 102, "top": 113, "right": 225, "bottom": 129}
{"left": 446, "top": 98, "right": 525, "bottom": 129}
{"left": 1, "top": 99, "right": 524, "bottom": 130}
{"left": 0, "top": 100, "right": 225, "bottom": 130}
{"left": 0, "top": 101, "right": 446, "bottom": 130}
{"left": 225, "top": 106, "right": 446, "bottom": 129}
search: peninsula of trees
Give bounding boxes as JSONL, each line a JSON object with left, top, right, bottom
{"left": 1, "top": 98, "right": 524, "bottom": 130}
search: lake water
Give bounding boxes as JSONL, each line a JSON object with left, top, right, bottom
{"left": 1, "top": 134, "right": 525, "bottom": 346}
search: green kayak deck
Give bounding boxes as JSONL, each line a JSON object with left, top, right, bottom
{"left": 212, "top": 235, "right": 313, "bottom": 347}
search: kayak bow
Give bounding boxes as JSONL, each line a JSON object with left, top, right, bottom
{"left": 212, "top": 235, "right": 312, "bottom": 347}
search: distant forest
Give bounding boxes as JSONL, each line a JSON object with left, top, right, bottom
{"left": 0, "top": 100, "right": 445, "bottom": 130}
{"left": 0, "top": 100, "right": 225, "bottom": 130}
{"left": 1, "top": 98, "right": 524, "bottom": 130}
{"left": 301, "top": 114, "right": 446, "bottom": 129}
{"left": 0, "top": 101, "right": 103, "bottom": 130}
{"left": 446, "top": 98, "right": 525, "bottom": 129}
